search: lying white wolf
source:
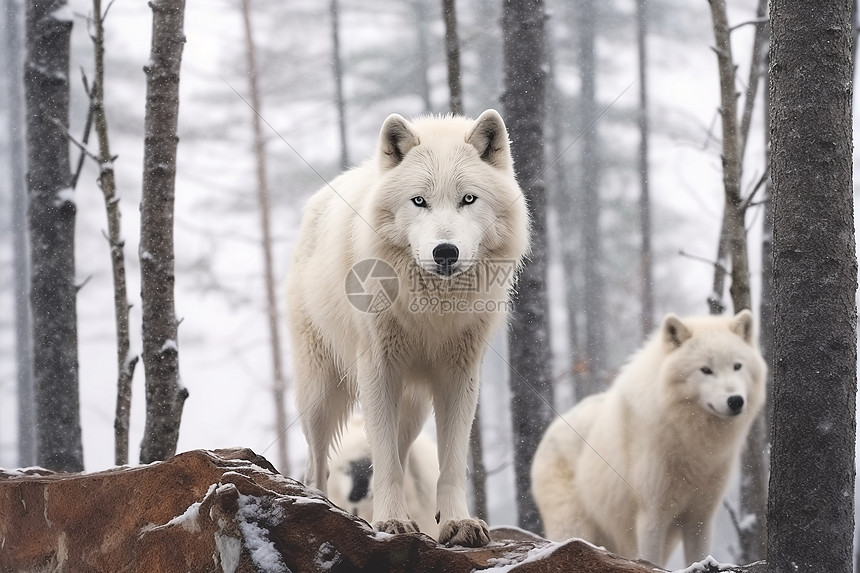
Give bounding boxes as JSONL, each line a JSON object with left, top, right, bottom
{"left": 327, "top": 416, "right": 440, "bottom": 538}
{"left": 530, "top": 311, "right": 766, "bottom": 566}
{"left": 287, "top": 110, "right": 529, "bottom": 546}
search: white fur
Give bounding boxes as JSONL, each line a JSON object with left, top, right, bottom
{"left": 530, "top": 311, "right": 766, "bottom": 566}
{"left": 327, "top": 416, "right": 440, "bottom": 538}
{"left": 287, "top": 110, "right": 529, "bottom": 547}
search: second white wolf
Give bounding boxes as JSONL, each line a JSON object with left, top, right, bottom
{"left": 531, "top": 311, "right": 766, "bottom": 566}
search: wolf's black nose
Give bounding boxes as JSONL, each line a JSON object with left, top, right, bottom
{"left": 433, "top": 243, "right": 459, "bottom": 268}
{"left": 727, "top": 395, "right": 744, "bottom": 414}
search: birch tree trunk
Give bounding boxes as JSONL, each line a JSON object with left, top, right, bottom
{"left": 501, "top": 0, "right": 552, "bottom": 534}
{"left": 25, "top": 0, "right": 83, "bottom": 472}
{"left": 330, "top": 0, "right": 348, "bottom": 170}
{"left": 442, "top": 0, "right": 463, "bottom": 115}
{"left": 89, "top": 0, "right": 139, "bottom": 467}
{"left": 545, "top": 33, "right": 582, "bottom": 401}
{"left": 412, "top": 0, "right": 432, "bottom": 113}
{"left": 139, "top": 0, "right": 188, "bottom": 464}
{"left": 636, "top": 0, "right": 653, "bottom": 336}
{"left": 5, "top": 0, "right": 35, "bottom": 467}
{"left": 240, "top": 0, "right": 289, "bottom": 476}
{"left": 769, "top": 2, "right": 856, "bottom": 571}
{"left": 577, "top": 0, "right": 607, "bottom": 397}
{"left": 708, "top": 0, "right": 750, "bottom": 314}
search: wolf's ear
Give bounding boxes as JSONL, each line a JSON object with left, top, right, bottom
{"left": 379, "top": 114, "right": 420, "bottom": 170}
{"left": 662, "top": 314, "right": 692, "bottom": 348}
{"left": 731, "top": 309, "right": 755, "bottom": 344}
{"left": 466, "top": 109, "right": 512, "bottom": 169}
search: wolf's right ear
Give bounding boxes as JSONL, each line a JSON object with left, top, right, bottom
{"left": 731, "top": 309, "right": 756, "bottom": 344}
{"left": 379, "top": 114, "right": 420, "bottom": 171}
{"left": 662, "top": 314, "right": 692, "bottom": 348}
{"left": 466, "top": 109, "right": 512, "bottom": 170}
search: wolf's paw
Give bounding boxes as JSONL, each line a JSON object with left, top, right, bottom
{"left": 373, "top": 518, "right": 420, "bottom": 535}
{"left": 438, "top": 518, "right": 491, "bottom": 547}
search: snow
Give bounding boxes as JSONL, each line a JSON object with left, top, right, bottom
{"left": 214, "top": 531, "right": 241, "bottom": 573}
{"left": 736, "top": 512, "right": 757, "bottom": 532}
{"left": 50, "top": 4, "right": 73, "bottom": 22}
{"left": 236, "top": 493, "right": 289, "bottom": 573}
{"left": 53, "top": 187, "right": 75, "bottom": 207}
{"left": 672, "top": 555, "right": 737, "bottom": 573}
{"left": 314, "top": 541, "right": 342, "bottom": 571}
{"left": 160, "top": 339, "right": 177, "bottom": 353}
{"left": 484, "top": 540, "right": 562, "bottom": 572}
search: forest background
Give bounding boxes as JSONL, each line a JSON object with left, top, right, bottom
{"left": 0, "top": 0, "right": 854, "bottom": 568}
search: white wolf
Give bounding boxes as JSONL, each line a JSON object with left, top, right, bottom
{"left": 287, "top": 110, "right": 529, "bottom": 547}
{"left": 530, "top": 311, "right": 766, "bottom": 566}
{"left": 327, "top": 416, "right": 440, "bottom": 538}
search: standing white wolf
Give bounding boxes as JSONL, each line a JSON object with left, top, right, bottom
{"left": 287, "top": 110, "right": 529, "bottom": 547}
{"left": 531, "top": 311, "right": 766, "bottom": 566}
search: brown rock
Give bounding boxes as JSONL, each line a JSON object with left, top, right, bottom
{"left": 0, "top": 448, "right": 669, "bottom": 572}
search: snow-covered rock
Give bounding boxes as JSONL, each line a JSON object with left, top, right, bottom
{"left": 0, "top": 447, "right": 733, "bottom": 572}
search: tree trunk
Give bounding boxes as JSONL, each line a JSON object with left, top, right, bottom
{"left": 89, "top": 0, "right": 139, "bottom": 467}
{"left": 24, "top": 0, "right": 83, "bottom": 473}
{"left": 412, "top": 0, "right": 432, "bottom": 113}
{"left": 735, "top": 0, "right": 770, "bottom": 562}
{"left": 708, "top": 1, "right": 764, "bottom": 559}
{"left": 501, "top": 0, "right": 552, "bottom": 535}
{"left": 330, "top": 0, "right": 348, "bottom": 170}
{"left": 636, "top": 0, "right": 653, "bottom": 337}
{"left": 240, "top": 0, "right": 289, "bottom": 476}
{"left": 546, "top": 29, "right": 582, "bottom": 401}
{"left": 442, "top": 0, "right": 463, "bottom": 115}
{"left": 577, "top": 0, "right": 607, "bottom": 397}
{"left": 139, "top": 0, "right": 189, "bottom": 464}
{"left": 768, "top": 1, "right": 856, "bottom": 571}
{"left": 5, "top": 0, "right": 35, "bottom": 468}
{"left": 708, "top": 0, "right": 751, "bottom": 315}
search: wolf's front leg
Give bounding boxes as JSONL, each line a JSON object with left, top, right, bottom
{"left": 636, "top": 510, "right": 669, "bottom": 567}
{"left": 357, "top": 352, "right": 418, "bottom": 535}
{"left": 432, "top": 364, "right": 490, "bottom": 547}
{"left": 681, "top": 516, "right": 711, "bottom": 566}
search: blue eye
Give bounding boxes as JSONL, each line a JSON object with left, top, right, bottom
{"left": 411, "top": 196, "right": 427, "bottom": 208}
{"left": 462, "top": 193, "right": 477, "bottom": 205}
{"left": 701, "top": 366, "right": 713, "bottom": 375}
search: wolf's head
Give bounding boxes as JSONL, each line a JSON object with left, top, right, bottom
{"left": 660, "top": 310, "right": 766, "bottom": 419}
{"left": 367, "top": 110, "right": 530, "bottom": 280}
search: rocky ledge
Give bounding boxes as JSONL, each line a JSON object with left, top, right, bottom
{"left": 0, "top": 448, "right": 748, "bottom": 572}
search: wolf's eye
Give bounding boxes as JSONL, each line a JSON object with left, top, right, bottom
{"left": 700, "top": 366, "right": 713, "bottom": 375}
{"left": 733, "top": 363, "right": 742, "bottom": 371}
{"left": 411, "top": 196, "right": 428, "bottom": 208}
{"left": 462, "top": 193, "right": 477, "bottom": 205}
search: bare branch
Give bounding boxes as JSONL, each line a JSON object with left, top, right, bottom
{"left": 729, "top": 17, "right": 768, "bottom": 32}
{"left": 678, "top": 249, "right": 730, "bottom": 275}
{"left": 741, "top": 167, "right": 771, "bottom": 212}
{"left": 51, "top": 117, "right": 99, "bottom": 164}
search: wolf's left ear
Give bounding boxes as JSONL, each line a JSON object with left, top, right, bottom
{"left": 466, "top": 109, "right": 512, "bottom": 170}
{"left": 662, "top": 313, "right": 692, "bottom": 348}
{"left": 379, "top": 114, "right": 420, "bottom": 171}
{"left": 731, "top": 309, "right": 755, "bottom": 344}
